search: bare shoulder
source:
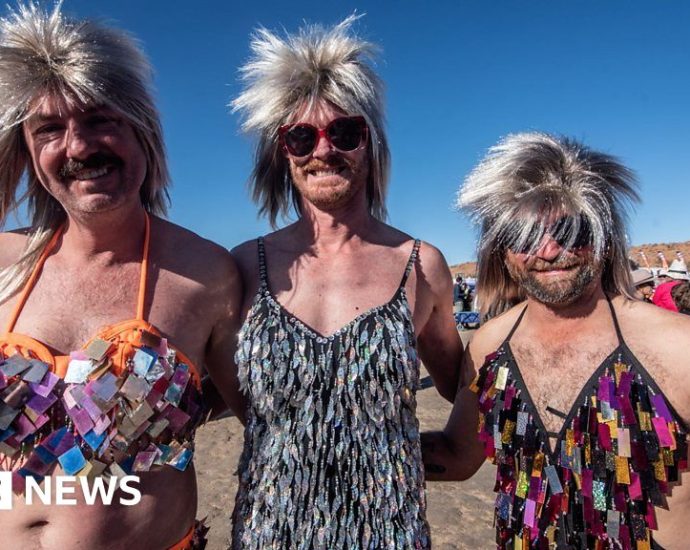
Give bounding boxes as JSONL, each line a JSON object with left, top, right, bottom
{"left": 230, "top": 237, "right": 259, "bottom": 265}
{"left": 229, "top": 237, "right": 260, "bottom": 287}
{"left": 0, "top": 229, "right": 31, "bottom": 269}
{"left": 416, "top": 240, "right": 450, "bottom": 279}
{"left": 374, "top": 222, "right": 450, "bottom": 288}
{"left": 411, "top": 241, "right": 455, "bottom": 308}
{"left": 613, "top": 296, "right": 690, "bottom": 424}
{"left": 153, "top": 217, "right": 240, "bottom": 289}
{"left": 614, "top": 296, "right": 690, "bottom": 356}
{"left": 372, "top": 222, "right": 452, "bottom": 298}
{"left": 469, "top": 303, "right": 526, "bottom": 365}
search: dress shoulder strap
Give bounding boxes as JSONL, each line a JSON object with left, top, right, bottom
{"left": 505, "top": 305, "right": 529, "bottom": 343}
{"left": 604, "top": 294, "right": 625, "bottom": 346}
{"left": 4, "top": 226, "right": 64, "bottom": 334}
{"left": 257, "top": 237, "right": 269, "bottom": 288}
{"left": 399, "top": 239, "right": 422, "bottom": 288}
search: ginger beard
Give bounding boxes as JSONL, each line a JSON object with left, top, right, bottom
{"left": 505, "top": 248, "right": 602, "bottom": 305}
{"left": 290, "top": 154, "right": 369, "bottom": 212}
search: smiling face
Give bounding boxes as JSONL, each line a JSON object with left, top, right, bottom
{"left": 22, "top": 94, "right": 147, "bottom": 216}
{"left": 504, "top": 226, "right": 602, "bottom": 306}
{"left": 283, "top": 101, "right": 370, "bottom": 214}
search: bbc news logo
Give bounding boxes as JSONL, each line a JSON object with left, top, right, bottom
{"left": 0, "top": 471, "right": 141, "bottom": 510}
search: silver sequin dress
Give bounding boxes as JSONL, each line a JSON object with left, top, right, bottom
{"left": 232, "top": 238, "right": 430, "bottom": 549}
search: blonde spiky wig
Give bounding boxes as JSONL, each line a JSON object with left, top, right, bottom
{"left": 458, "top": 132, "right": 639, "bottom": 320}
{"left": 0, "top": 2, "right": 169, "bottom": 304}
{"left": 232, "top": 14, "right": 390, "bottom": 226}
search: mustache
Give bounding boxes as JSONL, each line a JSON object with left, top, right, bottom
{"left": 302, "top": 158, "right": 351, "bottom": 172}
{"left": 59, "top": 153, "right": 123, "bottom": 179}
{"left": 529, "top": 259, "right": 583, "bottom": 271}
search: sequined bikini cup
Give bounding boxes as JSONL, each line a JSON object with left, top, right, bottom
{"left": 0, "top": 215, "right": 206, "bottom": 489}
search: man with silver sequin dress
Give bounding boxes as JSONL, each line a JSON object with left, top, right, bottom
{"left": 229, "top": 15, "right": 473, "bottom": 549}
{"left": 423, "top": 134, "right": 690, "bottom": 549}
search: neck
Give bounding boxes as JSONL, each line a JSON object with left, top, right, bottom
{"left": 60, "top": 204, "right": 148, "bottom": 261}
{"left": 292, "top": 193, "right": 380, "bottom": 252}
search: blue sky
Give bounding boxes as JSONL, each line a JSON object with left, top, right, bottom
{"left": 8, "top": 1, "right": 690, "bottom": 264}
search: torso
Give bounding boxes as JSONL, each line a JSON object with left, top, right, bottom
{"left": 0, "top": 224, "right": 216, "bottom": 366}
{"left": 0, "top": 216, "right": 229, "bottom": 549}
{"left": 471, "top": 297, "right": 689, "bottom": 549}
{"left": 511, "top": 334, "right": 619, "bottom": 454}
{"left": 232, "top": 231, "right": 431, "bottom": 549}
{"left": 234, "top": 225, "right": 436, "bottom": 340}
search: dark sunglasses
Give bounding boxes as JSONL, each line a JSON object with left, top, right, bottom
{"left": 504, "top": 216, "right": 593, "bottom": 254}
{"left": 278, "top": 116, "right": 368, "bottom": 158}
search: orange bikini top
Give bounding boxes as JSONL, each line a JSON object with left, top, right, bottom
{"left": 0, "top": 214, "right": 205, "bottom": 480}
{"left": 1, "top": 213, "right": 201, "bottom": 386}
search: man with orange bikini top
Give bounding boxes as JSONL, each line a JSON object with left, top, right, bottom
{"left": 0, "top": 5, "right": 245, "bottom": 549}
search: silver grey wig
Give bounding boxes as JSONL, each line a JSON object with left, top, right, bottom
{"left": 0, "top": 3, "right": 169, "bottom": 303}
{"left": 458, "top": 132, "right": 639, "bottom": 320}
{"left": 232, "top": 14, "right": 390, "bottom": 226}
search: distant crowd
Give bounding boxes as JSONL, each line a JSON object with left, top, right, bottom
{"left": 631, "top": 255, "right": 690, "bottom": 314}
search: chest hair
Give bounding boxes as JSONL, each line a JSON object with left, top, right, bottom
{"left": 510, "top": 337, "right": 618, "bottom": 439}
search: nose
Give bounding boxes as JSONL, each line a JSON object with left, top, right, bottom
{"left": 533, "top": 234, "right": 564, "bottom": 261}
{"left": 65, "top": 121, "right": 97, "bottom": 159}
{"left": 311, "top": 130, "right": 334, "bottom": 159}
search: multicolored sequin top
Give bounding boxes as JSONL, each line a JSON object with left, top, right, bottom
{"left": 470, "top": 300, "right": 688, "bottom": 549}
{"left": 233, "top": 237, "right": 430, "bottom": 549}
{"left": 0, "top": 214, "right": 206, "bottom": 487}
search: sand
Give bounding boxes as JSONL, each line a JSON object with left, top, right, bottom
{"left": 195, "top": 329, "right": 497, "bottom": 549}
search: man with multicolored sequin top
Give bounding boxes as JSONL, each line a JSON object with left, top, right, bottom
{"left": 229, "top": 15, "right": 471, "bottom": 549}
{"left": 0, "top": 4, "right": 245, "bottom": 549}
{"left": 423, "top": 133, "right": 690, "bottom": 549}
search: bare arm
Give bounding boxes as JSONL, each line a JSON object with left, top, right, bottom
{"left": 415, "top": 244, "right": 466, "bottom": 402}
{"left": 421, "top": 343, "right": 486, "bottom": 481}
{"left": 203, "top": 252, "right": 248, "bottom": 425}
{"left": 420, "top": 310, "right": 518, "bottom": 481}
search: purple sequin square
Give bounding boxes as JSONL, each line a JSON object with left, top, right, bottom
{"left": 29, "top": 371, "right": 59, "bottom": 397}
{"left": 26, "top": 393, "right": 58, "bottom": 415}
{"left": 651, "top": 394, "right": 673, "bottom": 423}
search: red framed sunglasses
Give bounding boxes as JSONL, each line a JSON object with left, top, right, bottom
{"left": 278, "top": 116, "right": 368, "bottom": 157}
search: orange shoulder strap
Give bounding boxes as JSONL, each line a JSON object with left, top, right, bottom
{"left": 136, "top": 212, "right": 151, "bottom": 321}
{"left": 5, "top": 213, "right": 150, "bottom": 333}
{"left": 4, "top": 227, "right": 65, "bottom": 334}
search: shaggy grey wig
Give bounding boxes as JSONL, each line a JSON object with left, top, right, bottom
{"left": 232, "top": 14, "right": 390, "bottom": 226}
{"left": 0, "top": 3, "right": 169, "bottom": 303}
{"left": 458, "top": 132, "right": 639, "bottom": 320}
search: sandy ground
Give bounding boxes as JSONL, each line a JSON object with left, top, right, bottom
{"left": 195, "top": 330, "right": 496, "bottom": 549}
